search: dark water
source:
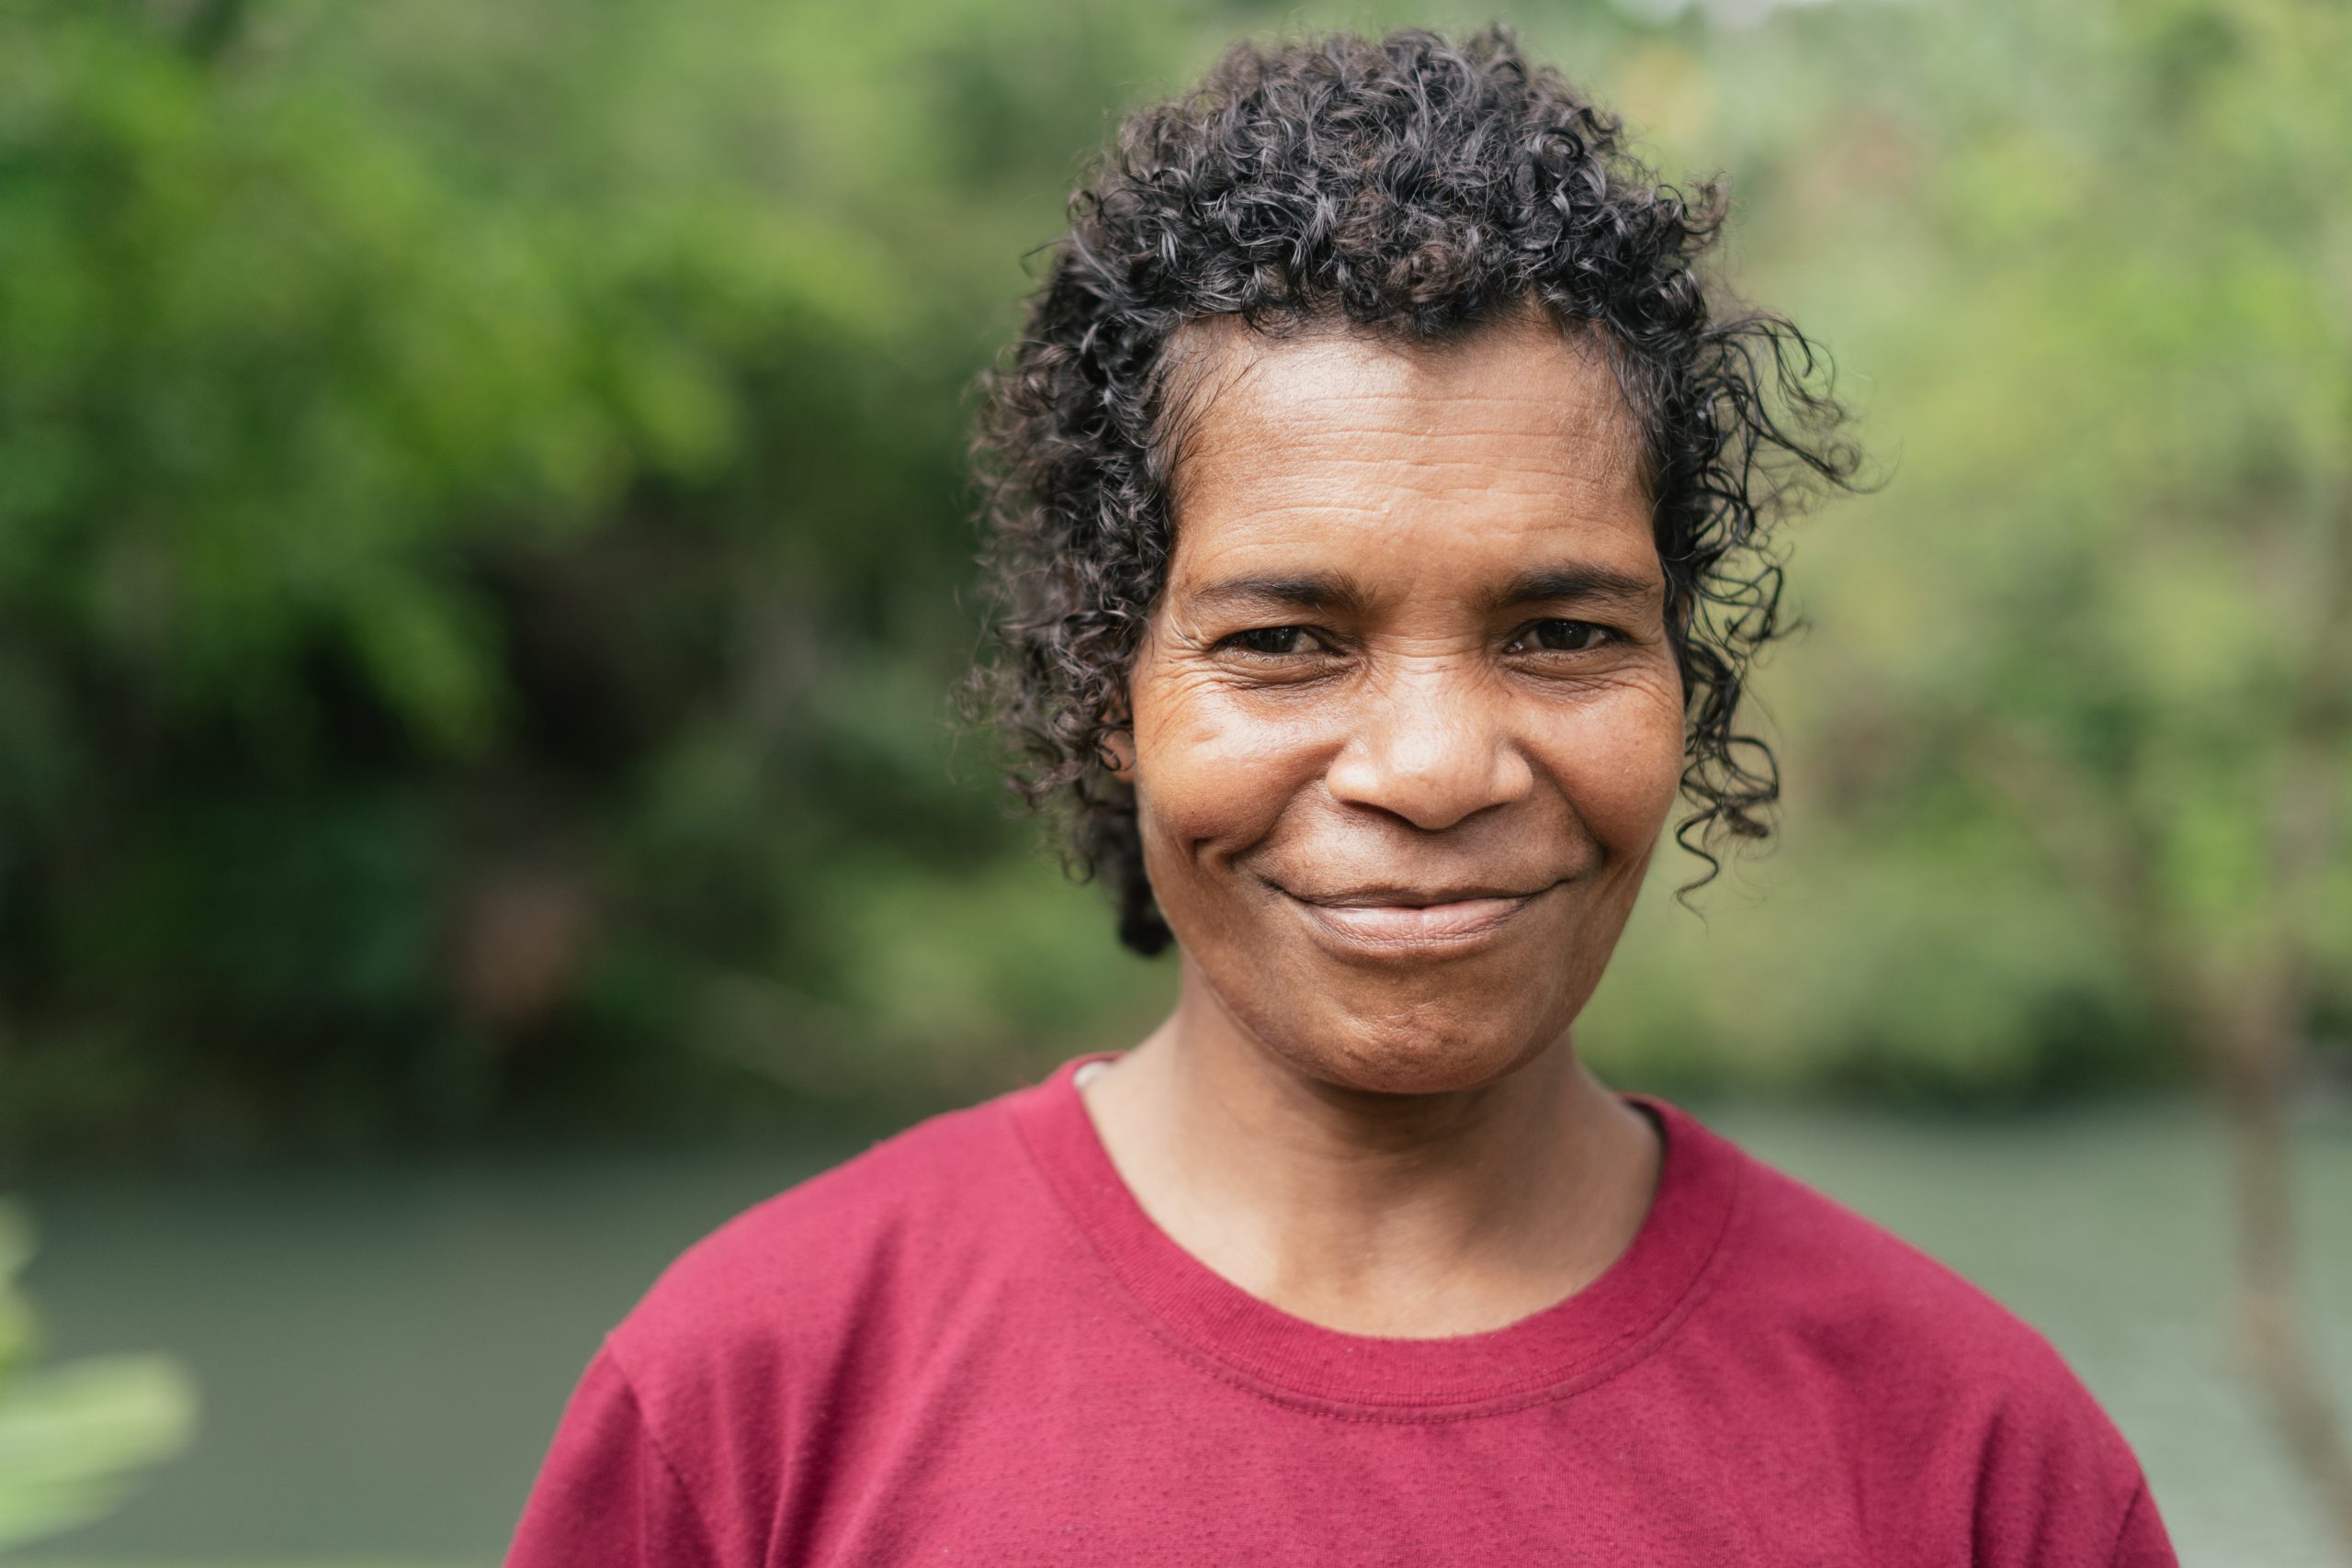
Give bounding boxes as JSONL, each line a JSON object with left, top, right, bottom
{"left": 17, "top": 1098, "right": 2350, "bottom": 1567}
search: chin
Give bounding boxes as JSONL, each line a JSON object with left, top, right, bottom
{"left": 1263, "top": 1002, "right": 1559, "bottom": 1098}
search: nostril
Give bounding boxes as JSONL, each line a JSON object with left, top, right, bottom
{"left": 1325, "top": 725, "right": 1536, "bottom": 833}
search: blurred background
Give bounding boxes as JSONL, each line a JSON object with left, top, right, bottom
{"left": 0, "top": 0, "right": 2345, "bottom": 1562}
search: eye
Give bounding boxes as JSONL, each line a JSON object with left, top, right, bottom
{"left": 1515, "top": 619, "right": 1617, "bottom": 653}
{"left": 1217, "top": 626, "right": 1324, "bottom": 657}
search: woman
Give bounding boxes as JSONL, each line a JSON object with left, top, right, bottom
{"left": 509, "top": 28, "right": 2176, "bottom": 1564}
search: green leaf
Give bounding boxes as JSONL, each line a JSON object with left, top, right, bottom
{"left": 0, "top": 1353, "right": 197, "bottom": 1548}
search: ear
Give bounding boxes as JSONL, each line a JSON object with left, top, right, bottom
{"left": 1096, "top": 724, "right": 1137, "bottom": 784}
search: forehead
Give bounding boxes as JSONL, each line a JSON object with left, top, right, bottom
{"left": 1161, "top": 313, "right": 1656, "bottom": 589}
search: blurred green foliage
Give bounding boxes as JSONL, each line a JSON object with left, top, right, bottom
{"left": 0, "top": 1200, "right": 193, "bottom": 1546}
{"left": 1576, "top": 0, "right": 2351, "bottom": 1103}
{"left": 0, "top": 0, "right": 2342, "bottom": 1156}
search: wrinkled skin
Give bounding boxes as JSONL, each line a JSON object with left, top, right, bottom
{"left": 1110, "top": 310, "right": 1687, "bottom": 1099}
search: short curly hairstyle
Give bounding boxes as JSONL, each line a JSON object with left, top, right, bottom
{"left": 967, "top": 24, "right": 1862, "bottom": 957}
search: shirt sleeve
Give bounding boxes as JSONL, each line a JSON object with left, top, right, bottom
{"left": 1952, "top": 1326, "right": 2179, "bottom": 1568}
{"left": 2109, "top": 1481, "right": 2178, "bottom": 1568}
{"left": 505, "top": 1345, "right": 724, "bottom": 1568}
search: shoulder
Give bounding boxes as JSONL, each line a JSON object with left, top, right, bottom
{"left": 600, "top": 1079, "right": 1051, "bottom": 1400}
{"left": 517, "top": 1082, "right": 1062, "bottom": 1565}
{"left": 1669, "top": 1106, "right": 2164, "bottom": 1561}
{"left": 1710, "top": 1122, "right": 2100, "bottom": 1401}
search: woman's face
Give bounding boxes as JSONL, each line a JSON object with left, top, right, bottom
{"left": 1116, "top": 314, "right": 1687, "bottom": 1095}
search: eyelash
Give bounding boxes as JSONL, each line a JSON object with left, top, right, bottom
{"left": 1219, "top": 626, "right": 1327, "bottom": 657}
{"left": 1511, "top": 619, "right": 1621, "bottom": 654}
{"left": 1213, "top": 620, "right": 1622, "bottom": 658}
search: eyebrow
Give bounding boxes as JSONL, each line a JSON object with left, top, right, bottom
{"left": 1183, "top": 564, "right": 1661, "bottom": 618}
{"left": 1484, "top": 565, "right": 1663, "bottom": 612}
{"left": 1185, "top": 572, "right": 1369, "bottom": 617}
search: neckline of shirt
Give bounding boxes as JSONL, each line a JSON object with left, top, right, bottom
{"left": 1008, "top": 1051, "right": 1747, "bottom": 1417}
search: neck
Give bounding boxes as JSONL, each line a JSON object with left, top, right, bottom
{"left": 1079, "top": 956, "right": 1662, "bottom": 1337}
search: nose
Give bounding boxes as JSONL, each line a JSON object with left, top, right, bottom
{"left": 1323, "top": 660, "right": 1535, "bottom": 831}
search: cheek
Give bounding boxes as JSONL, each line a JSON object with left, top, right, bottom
{"left": 1542, "top": 686, "right": 1689, "bottom": 852}
{"left": 1131, "top": 673, "right": 1322, "bottom": 851}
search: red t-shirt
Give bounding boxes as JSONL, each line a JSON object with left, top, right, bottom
{"left": 507, "top": 1055, "right": 2176, "bottom": 1565}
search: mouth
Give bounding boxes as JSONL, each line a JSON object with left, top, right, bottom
{"left": 1273, "top": 879, "right": 1566, "bottom": 961}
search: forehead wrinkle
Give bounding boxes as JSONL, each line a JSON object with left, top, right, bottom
{"left": 1179, "top": 453, "right": 1649, "bottom": 544}
{"left": 1165, "top": 321, "right": 1649, "bottom": 526}
{"left": 1180, "top": 426, "right": 1645, "bottom": 534}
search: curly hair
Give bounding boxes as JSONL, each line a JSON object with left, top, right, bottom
{"left": 967, "top": 24, "right": 1862, "bottom": 957}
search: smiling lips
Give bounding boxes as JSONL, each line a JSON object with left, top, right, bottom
{"left": 1280, "top": 881, "right": 1562, "bottom": 955}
